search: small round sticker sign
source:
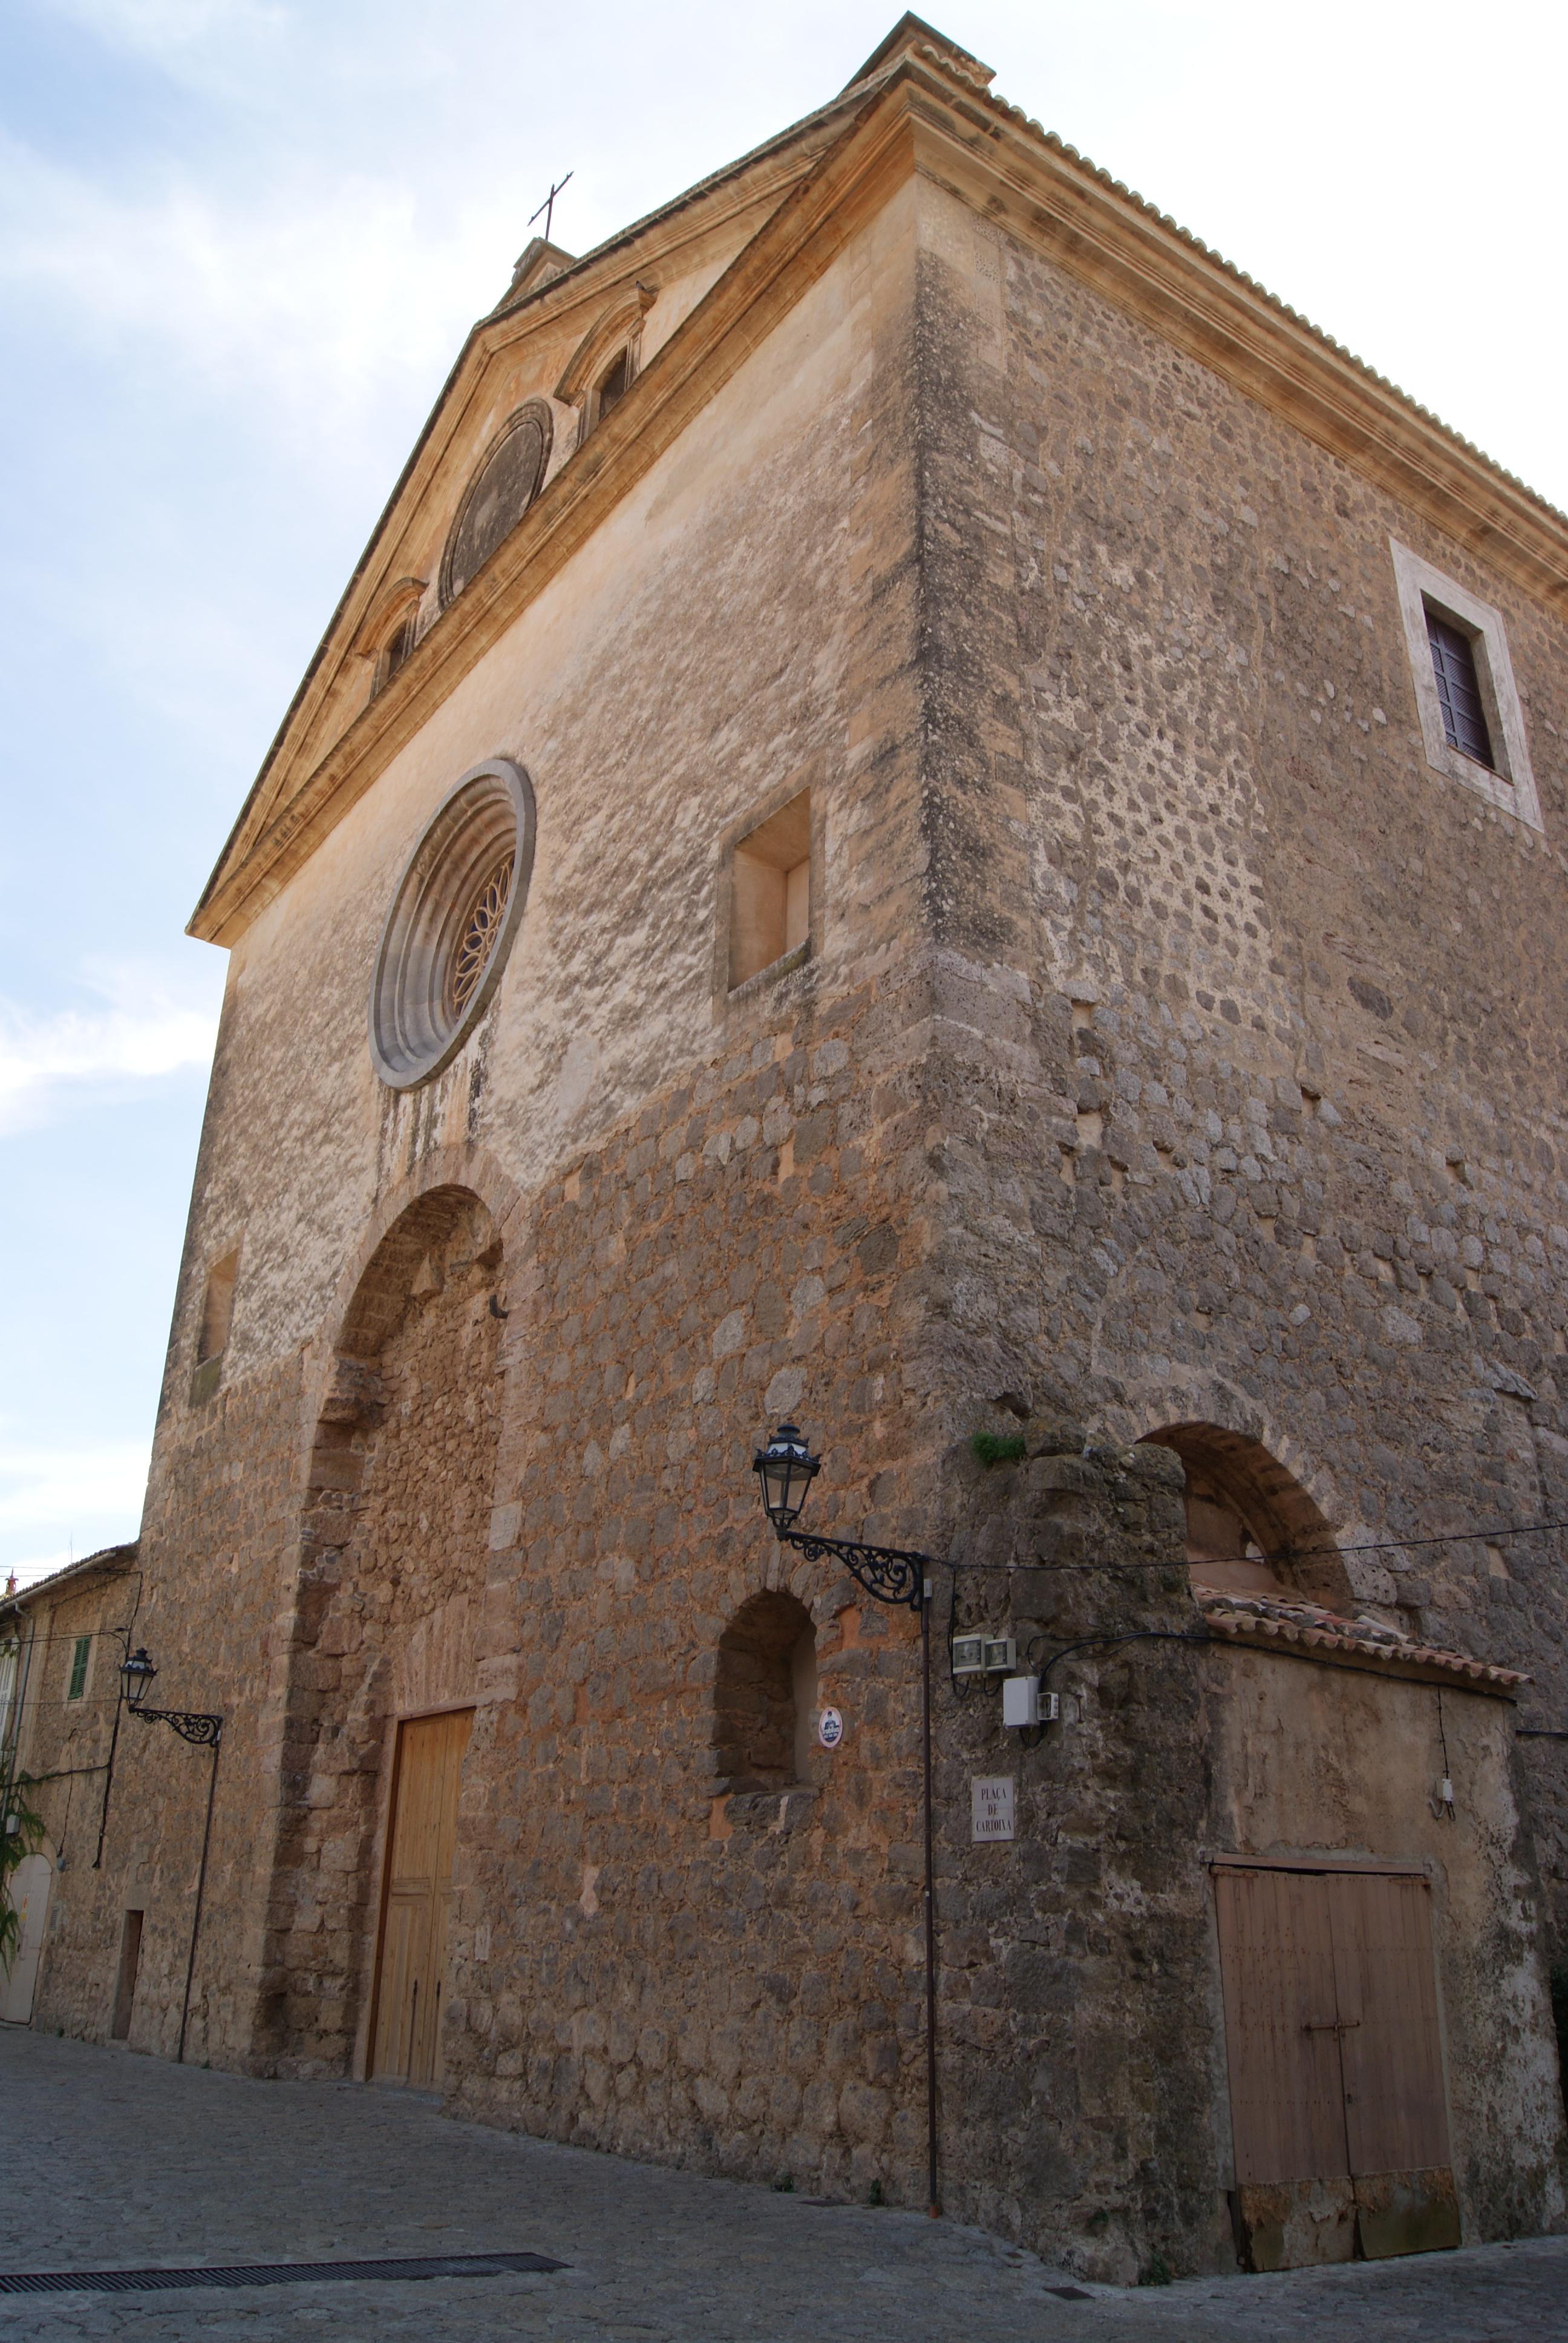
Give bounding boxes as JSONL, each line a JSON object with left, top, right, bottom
{"left": 817, "top": 1706, "right": 844, "bottom": 1751}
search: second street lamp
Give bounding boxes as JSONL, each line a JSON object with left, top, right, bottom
{"left": 119, "top": 1648, "right": 221, "bottom": 1749}
{"left": 115, "top": 1645, "right": 224, "bottom": 2063}
{"left": 750, "top": 1421, "right": 944, "bottom": 2217}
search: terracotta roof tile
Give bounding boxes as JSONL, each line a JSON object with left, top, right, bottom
{"left": 1196, "top": 1587, "right": 1529, "bottom": 1691}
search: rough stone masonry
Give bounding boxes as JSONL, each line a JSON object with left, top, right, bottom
{"left": 11, "top": 12, "right": 1566, "bottom": 2290}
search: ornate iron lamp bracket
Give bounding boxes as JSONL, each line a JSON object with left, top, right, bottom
{"left": 130, "top": 1706, "right": 223, "bottom": 1749}
{"left": 777, "top": 1527, "right": 933, "bottom": 1611}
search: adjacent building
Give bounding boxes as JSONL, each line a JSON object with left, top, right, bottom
{"left": 1, "top": 1547, "right": 139, "bottom": 2029}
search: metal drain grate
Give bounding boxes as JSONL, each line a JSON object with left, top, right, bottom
{"left": 0, "top": 2250, "right": 565, "bottom": 2296}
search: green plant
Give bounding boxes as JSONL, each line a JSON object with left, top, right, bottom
{"left": 867, "top": 2178, "right": 885, "bottom": 2207}
{"left": 771, "top": 2173, "right": 794, "bottom": 2193}
{"left": 1137, "top": 2253, "right": 1174, "bottom": 2287}
{"left": 0, "top": 1755, "right": 45, "bottom": 1978}
{"left": 971, "top": 1431, "right": 1028, "bottom": 1468}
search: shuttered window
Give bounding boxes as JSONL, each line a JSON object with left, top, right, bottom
{"left": 1425, "top": 610, "right": 1495, "bottom": 769}
{"left": 67, "top": 1634, "right": 91, "bottom": 1702}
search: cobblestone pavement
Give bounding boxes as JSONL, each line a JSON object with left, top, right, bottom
{"left": 2, "top": 2028, "right": 1565, "bottom": 2341}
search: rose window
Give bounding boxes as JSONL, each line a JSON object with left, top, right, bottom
{"left": 448, "top": 853, "right": 515, "bottom": 1018}
{"left": 369, "top": 759, "right": 535, "bottom": 1090}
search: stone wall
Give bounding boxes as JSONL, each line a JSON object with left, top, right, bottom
{"left": 445, "top": 969, "right": 943, "bottom": 2200}
{"left": 912, "top": 173, "right": 1568, "bottom": 1952}
{"left": 929, "top": 1435, "right": 1226, "bottom": 2281}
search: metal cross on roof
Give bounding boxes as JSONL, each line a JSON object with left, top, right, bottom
{"left": 528, "top": 172, "right": 573, "bottom": 244}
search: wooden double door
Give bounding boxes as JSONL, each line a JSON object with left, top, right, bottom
{"left": 1215, "top": 1864, "right": 1459, "bottom": 2270}
{"left": 370, "top": 1709, "right": 472, "bottom": 2089}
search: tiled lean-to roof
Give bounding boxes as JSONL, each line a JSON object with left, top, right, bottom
{"left": 1197, "top": 1588, "right": 1529, "bottom": 1694}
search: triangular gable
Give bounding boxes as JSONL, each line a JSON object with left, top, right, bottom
{"left": 189, "top": 68, "right": 901, "bottom": 945}
{"left": 192, "top": 19, "right": 1568, "bottom": 948}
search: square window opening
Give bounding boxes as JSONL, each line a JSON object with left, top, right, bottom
{"left": 729, "top": 791, "right": 811, "bottom": 989}
{"left": 67, "top": 1633, "right": 91, "bottom": 1703}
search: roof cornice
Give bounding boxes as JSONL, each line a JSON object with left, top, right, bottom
{"left": 192, "top": 41, "right": 1568, "bottom": 945}
{"left": 2, "top": 1542, "right": 138, "bottom": 1619}
{"left": 902, "top": 39, "right": 1568, "bottom": 608}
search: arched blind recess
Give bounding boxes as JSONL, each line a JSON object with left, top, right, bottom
{"left": 440, "top": 404, "right": 552, "bottom": 605}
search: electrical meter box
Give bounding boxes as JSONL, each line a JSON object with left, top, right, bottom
{"left": 953, "top": 1634, "right": 1018, "bottom": 1677}
{"left": 1002, "top": 1677, "right": 1060, "bottom": 1728}
{"left": 1002, "top": 1674, "right": 1039, "bottom": 1727}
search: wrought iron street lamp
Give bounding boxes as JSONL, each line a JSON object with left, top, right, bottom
{"left": 120, "top": 1648, "right": 222, "bottom": 1749}
{"left": 119, "top": 1646, "right": 156, "bottom": 1708}
{"left": 753, "top": 1422, "right": 819, "bottom": 1532}
{"left": 750, "top": 1421, "right": 944, "bottom": 2217}
{"left": 116, "top": 1645, "right": 224, "bottom": 2062}
{"left": 753, "top": 1425, "right": 935, "bottom": 1611}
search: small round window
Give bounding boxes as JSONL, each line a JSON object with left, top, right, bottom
{"left": 369, "top": 758, "right": 535, "bottom": 1089}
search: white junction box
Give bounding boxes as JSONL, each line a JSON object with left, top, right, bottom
{"left": 1002, "top": 1676, "right": 1059, "bottom": 1728}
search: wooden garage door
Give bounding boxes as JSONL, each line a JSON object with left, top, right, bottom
{"left": 1214, "top": 1866, "right": 1458, "bottom": 2268}
{"left": 370, "top": 1709, "right": 472, "bottom": 2089}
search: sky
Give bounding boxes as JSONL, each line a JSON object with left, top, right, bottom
{"left": 3, "top": 0, "right": 1565, "bottom": 1589}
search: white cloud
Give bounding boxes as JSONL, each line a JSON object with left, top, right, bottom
{"left": 0, "top": 963, "right": 220, "bottom": 1136}
{"left": 0, "top": 131, "right": 536, "bottom": 483}
{"left": 44, "top": 0, "right": 290, "bottom": 77}
{"left": 52, "top": 0, "right": 283, "bottom": 34}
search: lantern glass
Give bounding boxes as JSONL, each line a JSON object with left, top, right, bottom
{"left": 753, "top": 1422, "right": 820, "bottom": 1532}
{"left": 120, "top": 1648, "right": 158, "bottom": 1707}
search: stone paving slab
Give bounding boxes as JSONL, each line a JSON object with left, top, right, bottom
{"left": 2, "top": 2028, "right": 1565, "bottom": 2341}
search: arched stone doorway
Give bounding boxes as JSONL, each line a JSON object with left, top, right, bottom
{"left": 258, "top": 1184, "right": 505, "bottom": 2077}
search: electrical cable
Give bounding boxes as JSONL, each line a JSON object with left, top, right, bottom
{"left": 0, "top": 1612, "right": 142, "bottom": 1656}
{"left": 7, "top": 1763, "right": 110, "bottom": 1785}
{"left": 927, "top": 1514, "right": 1568, "bottom": 1576}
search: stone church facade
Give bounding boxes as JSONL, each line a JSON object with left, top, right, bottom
{"left": 15, "top": 13, "right": 1568, "bottom": 2282}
